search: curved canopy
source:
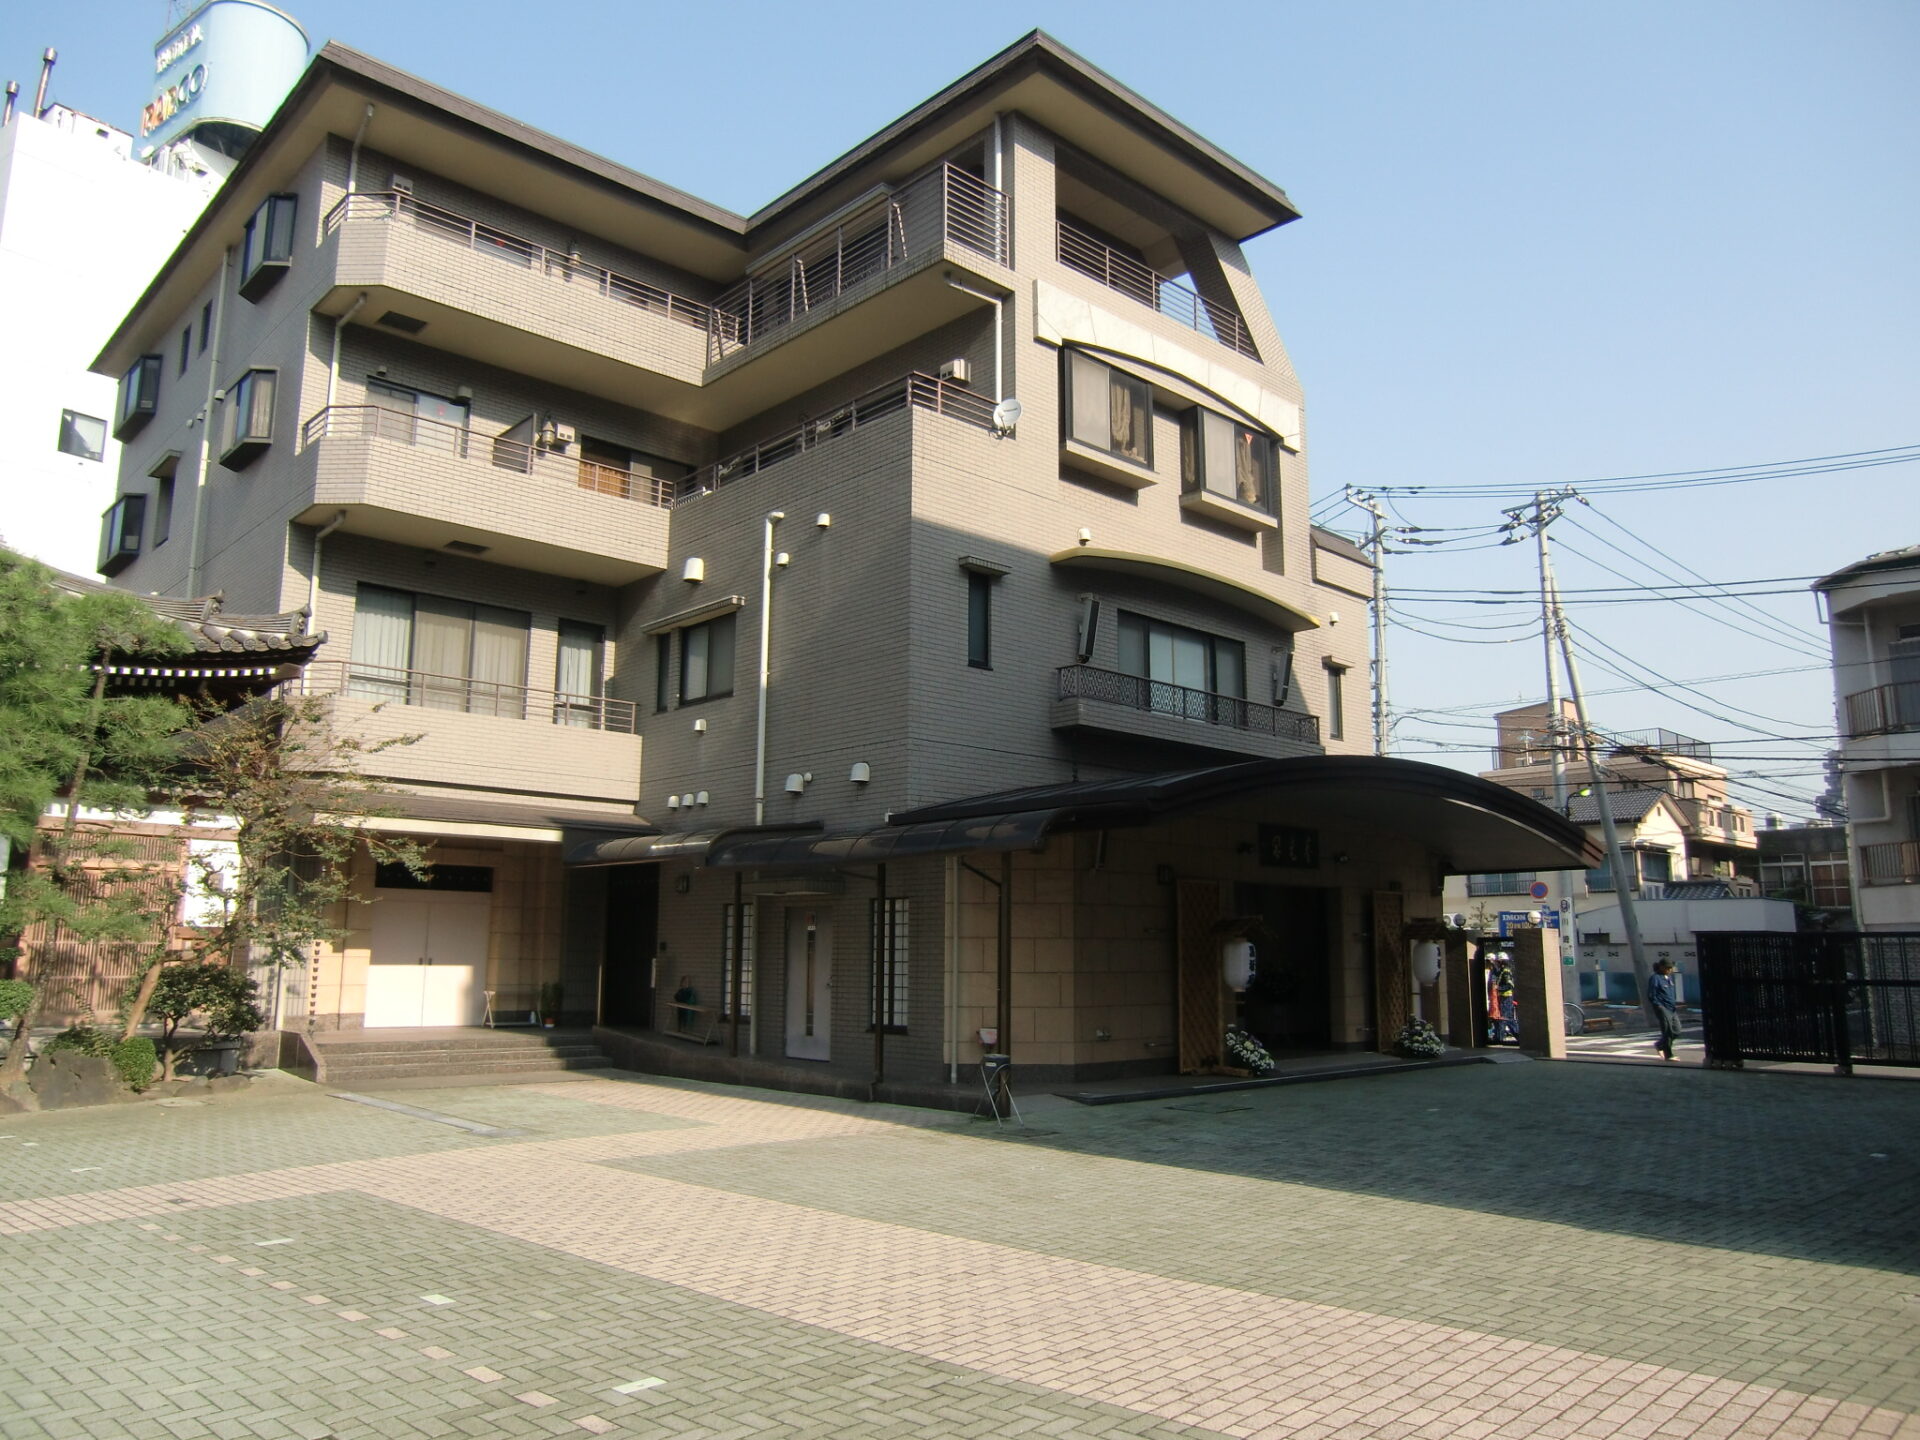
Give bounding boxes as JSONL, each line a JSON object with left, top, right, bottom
{"left": 1048, "top": 549, "right": 1320, "bottom": 632}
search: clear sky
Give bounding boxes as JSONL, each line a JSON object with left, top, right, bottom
{"left": 6, "top": 0, "right": 1915, "bottom": 816}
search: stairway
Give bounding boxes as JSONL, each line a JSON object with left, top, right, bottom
{"left": 305, "top": 1027, "right": 614, "bottom": 1086}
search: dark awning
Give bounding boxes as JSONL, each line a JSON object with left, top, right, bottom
{"left": 708, "top": 811, "right": 1062, "bottom": 869}
{"left": 565, "top": 822, "right": 822, "bottom": 868}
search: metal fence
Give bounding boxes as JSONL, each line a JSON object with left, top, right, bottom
{"left": 1696, "top": 930, "right": 1920, "bottom": 1071}
{"left": 1844, "top": 680, "right": 1920, "bottom": 737}
{"left": 1056, "top": 664, "right": 1320, "bottom": 745}
{"left": 1055, "top": 221, "right": 1260, "bottom": 360}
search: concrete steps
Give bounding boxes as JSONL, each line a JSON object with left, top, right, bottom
{"left": 308, "top": 1029, "right": 614, "bottom": 1086}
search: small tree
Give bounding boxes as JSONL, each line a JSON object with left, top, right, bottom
{"left": 143, "top": 961, "right": 265, "bottom": 1080}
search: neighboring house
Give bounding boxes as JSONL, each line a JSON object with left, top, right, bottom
{"left": 86, "top": 33, "right": 1594, "bottom": 1091}
{"left": 1756, "top": 819, "right": 1854, "bottom": 929}
{"left": 1570, "top": 890, "right": 1797, "bottom": 1006}
{"left": 1815, "top": 545, "right": 1920, "bottom": 931}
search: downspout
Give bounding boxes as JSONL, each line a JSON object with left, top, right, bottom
{"left": 325, "top": 292, "right": 368, "bottom": 409}
{"left": 944, "top": 276, "right": 1003, "bottom": 403}
{"left": 871, "top": 862, "right": 888, "bottom": 1098}
{"left": 752, "top": 510, "right": 785, "bottom": 825}
{"left": 345, "top": 103, "right": 373, "bottom": 193}
{"left": 945, "top": 854, "right": 959, "bottom": 1083}
{"left": 304, "top": 509, "right": 346, "bottom": 628}
{"left": 184, "top": 245, "right": 232, "bottom": 596}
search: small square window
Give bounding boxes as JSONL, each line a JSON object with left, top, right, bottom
{"left": 219, "top": 368, "right": 277, "bottom": 469}
{"left": 58, "top": 410, "right": 107, "bottom": 461}
{"left": 680, "top": 614, "right": 736, "bottom": 702}
{"left": 238, "top": 194, "right": 298, "bottom": 301}
{"left": 967, "top": 570, "right": 992, "bottom": 669}
{"left": 198, "top": 301, "right": 212, "bottom": 352}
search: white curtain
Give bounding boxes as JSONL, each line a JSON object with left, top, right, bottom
{"left": 347, "top": 586, "right": 412, "bottom": 701}
{"left": 1070, "top": 352, "right": 1109, "bottom": 449}
{"left": 411, "top": 596, "right": 472, "bottom": 710}
{"left": 554, "top": 622, "right": 603, "bottom": 727}
{"left": 468, "top": 605, "right": 529, "bottom": 718}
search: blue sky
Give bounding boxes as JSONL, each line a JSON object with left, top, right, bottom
{"left": 8, "top": 0, "right": 1915, "bottom": 814}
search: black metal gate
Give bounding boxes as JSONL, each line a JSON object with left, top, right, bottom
{"left": 1696, "top": 931, "right": 1920, "bottom": 1071}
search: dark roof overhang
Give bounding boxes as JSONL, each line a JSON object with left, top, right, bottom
{"left": 565, "top": 822, "right": 821, "bottom": 869}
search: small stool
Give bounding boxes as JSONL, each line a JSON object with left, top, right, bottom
{"left": 978, "top": 1053, "right": 1021, "bottom": 1125}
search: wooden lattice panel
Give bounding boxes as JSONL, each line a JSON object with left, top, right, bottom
{"left": 1177, "top": 878, "right": 1224, "bottom": 1073}
{"left": 1372, "top": 890, "right": 1408, "bottom": 1053}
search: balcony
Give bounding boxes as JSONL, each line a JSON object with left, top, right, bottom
{"left": 1860, "top": 840, "right": 1920, "bottom": 888}
{"left": 293, "top": 660, "right": 641, "bottom": 804}
{"left": 1050, "top": 664, "right": 1319, "bottom": 760}
{"left": 321, "top": 191, "right": 713, "bottom": 407}
{"left": 296, "top": 406, "right": 670, "bottom": 584}
{"left": 705, "top": 165, "right": 1009, "bottom": 377}
{"left": 1055, "top": 221, "right": 1259, "bottom": 360}
{"left": 1845, "top": 681, "right": 1920, "bottom": 737}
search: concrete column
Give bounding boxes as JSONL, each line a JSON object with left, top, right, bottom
{"left": 1510, "top": 927, "right": 1565, "bottom": 1060}
{"left": 1442, "top": 933, "right": 1480, "bottom": 1050}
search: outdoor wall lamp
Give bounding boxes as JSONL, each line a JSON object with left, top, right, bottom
{"left": 1221, "top": 939, "right": 1256, "bottom": 992}
{"left": 815, "top": 512, "right": 832, "bottom": 528}
{"left": 681, "top": 556, "right": 705, "bottom": 582}
{"left": 1410, "top": 941, "right": 1444, "bottom": 987}
{"left": 784, "top": 772, "right": 811, "bottom": 794}
{"left": 849, "top": 762, "right": 871, "bottom": 784}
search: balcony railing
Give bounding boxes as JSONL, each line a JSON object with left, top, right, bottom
{"left": 300, "top": 405, "right": 677, "bottom": 508}
{"left": 675, "top": 372, "right": 997, "bottom": 503}
{"left": 708, "top": 164, "right": 1007, "bottom": 364}
{"left": 1056, "top": 664, "right": 1319, "bottom": 745}
{"left": 1860, "top": 840, "right": 1920, "bottom": 887}
{"left": 1055, "top": 221, "right": 1260, "bottom": 360}
{"left": 294, "top": 659, "right": 638, "bottom": 734}
{"left": 1844, "top": 681, "right": 1920, "bottom": 738}
{"left": 322, "top": 190, "right": 713, "bottom": 335}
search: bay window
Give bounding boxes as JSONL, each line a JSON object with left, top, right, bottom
{"left": 1182, "top": 407, "right": 1276, "bottom": 515}
{"left": 1063, "top": 351, "right": 1151, "bottom": 468}
{"left": 219, "top": 368, "right": 277, "bottom": 468}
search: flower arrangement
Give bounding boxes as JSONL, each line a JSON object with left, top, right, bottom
{"left": 1224, "top": 1025, "right": 1275, "bottom": 1076}
{"left": 1396, "top": 1017, "right": 1446, "bottom": 1059}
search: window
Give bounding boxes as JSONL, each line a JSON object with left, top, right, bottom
{"left": 114, "top": 355, "right": 161, "bottom": 440}
{"left": 198, "top": 301, "right": 212, "bottom": 353}
{"left": 347, "top": 584, "right": 531, "bottom": 718}
{"left": 98, "top": 493, "right": 146, "bottom": 576}
{"left": 1467, "top": 873, "right": 1533, "bottom": 896}
{"left": 554, "top": 621, "right": 606, "bottom": 728}
{"left": 1585, "top": 861, "right": 1614, "bottom": 893}
{"left": 238, "top": 193, "right": 298, "bottom": 301}
{"left": 1326, "top": 663, "right": 1347, "bottom": 741}
{"left": 219, "top": 368, "right": 277, "bottom": 468}
{"left": 722, "top": 902, "right": 755, "bottom": 1019}
{"left": 152, "top": 475, "right": 174, "bottom": 547}
{"left": 1063, "top": 351, "right": 1151, "bottom": 467}
{"left": 58, "top": 410, "right": 107, "bottom": 461}
{"left": 1181, "top": 408, "right": 1275, "bottom": 514}
{"left": 1810, "top": 858, "right": 1850, "bottom": 908}
{"left": 869, "top": 897, "right": 909, "bottom": 1031}
{"left": 967, "top": 570, "right": 992, "bottom": 669}
{"left": 1116, "top": 610, "right": 1246, "bottom": 724}
{"left": 680, "top": 614, "right": 736, "bottom": 702}
{"left": 654, "top": 633, "right": 672, "bottom": 713}
{"left": 368, "top": 378, "right": 469, "bottom": 455}
{"left": 178, "top": 327, "right": 191, "bottom": 375}
{"left": 1640, "top": 849, "right": 1673, "bottom": 885}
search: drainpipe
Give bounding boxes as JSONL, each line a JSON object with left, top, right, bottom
{"left": 751, "top": 510, "right": 785, "bottom": 825}
{"left": 944, "top": 276, "right": 1003, "bottom": 403}
{"left": 304, "top": 509, "right": 346, "bottom": 628}
{"left": 184, "top": 246, "right": 232, "bottom": 596}
{"left": 945, "top": 854, "right": 960, "bottom": 1083}
{"left": 345, "top": 103, "right": 373, "bottom": 193}
{"left": 871, "top": 862, "right": 888, "bottom": 1097}
{"left": 326, "top": 292, "right": 368, "bottom": 409}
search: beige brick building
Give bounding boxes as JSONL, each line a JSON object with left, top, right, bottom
{"left": 93, "top": 33, "right": 1592, "bottom": 1096}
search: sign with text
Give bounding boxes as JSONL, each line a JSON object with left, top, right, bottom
{"left": 1257, "top": 824, "right": 1320, "bottom": 869}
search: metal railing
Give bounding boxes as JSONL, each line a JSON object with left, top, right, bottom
{"left": 1844, "top": 681, "right": 1920, "bottom": 738}
{"left": 1610, "top": 727, "right": 1713, "bottom": 759}
{"left": 294, "top": 659, "right": 638, "bottom": 734}
{"left": 708, "top": 164, "right": 1007, "bottom": 364}
{"left": 1055, "top": 221, "right": 1259, "bottom": 360}
{"left": 1056, "top": 664, "right": 1319, "bottom": 745}
{"left": 300, "top": 405, "right": 677, "bottom": 508}
{"left": 1860, "top": 840, "right": 1920, "bottom": 887}
{"left": 323, "top": 190, "right": 713, "bottom": 334}
{"left": 676, "top": 372, "right": 997, "bottom": 503}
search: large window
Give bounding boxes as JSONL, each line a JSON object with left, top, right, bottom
{"left": 553, "top": 620, "right": 606, "bottom": 727}
{"left": 869, "top": 897, "right": 909, "bottom": 1031}
{"left": 722, "top": 901, "right": 755, "bottom": 1020}
{"left": 1116, "top": 610, "right": 1245, "bottom": 721}
{"left": 1063, "top": 351, "right": 1151, "bottom": 468}
{"left": 114, "top": 355, "right": 161, "bottom": 440}
{"left": 348, "top": 584, "right": 531, "bottom": 718}
{"left": 219, "top": 368, "right": 277, "bottom": 469}
{"left": 152, "top": 474, "right": 174, "bottom": 547}
{"left": 1182, "top": 408, "right": 1276, "bottom": 514}
{"left": 58, "top": 410, "right": 106, "bottom": 461}
{"left": 1467, "top": 873, "right": 1534, "bottom": 896}
{"left": 368, "top": 378, "right": 469, "bottom": 454}
{"left": 680, "top": 614, "right": 736, "bottom": 702}
{"left": 967, "top": 570, "right": 992, "bottom": 669}
{"left": 238, "top": 193, "right": 298, "bottom": 301}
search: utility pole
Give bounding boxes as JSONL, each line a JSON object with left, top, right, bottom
{"left": 1352, "top": 490, "right": 1390, "bottom": 756}
{"left": 1530, "top": 492, "right": 1575, "bottom": 979}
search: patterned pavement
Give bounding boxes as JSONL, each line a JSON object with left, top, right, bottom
{"left": 1, "top": 1060, "right": 1915, "bottom": 1439}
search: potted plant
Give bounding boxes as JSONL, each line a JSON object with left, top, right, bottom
{"left": 142, "top": 961, "right": 265, "bottom": 1080}
{"left": 1395, "top": 1017, "right": 1446, "bottom": 1060}
{"left": 1223, "top": 1025, "right": 1275, "bottom": 1077}
{"left": 538, "top": 981, "right": 563, "bottom": 1028}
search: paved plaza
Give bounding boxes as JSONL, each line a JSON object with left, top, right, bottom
{"left": 1, "top": 1059, "right": 1915, "bottom": 1439}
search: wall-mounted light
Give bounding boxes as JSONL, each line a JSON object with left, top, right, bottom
{"left": 666, "top": 795, "right": 680, "bottom": 810}
{"left": 774, "top": 552, "right": 790, "bottom": 568}
{"left": 1328, "top": 610, "right": 1341, "bottom": 625}
{"left": 681, "top": 557, "right": 705, "bottom": 583}
{"left": 1222, "top": 939, "right": 1256, "bottom": 992}
{"left": 680, "top": 793, "right": 695, "bottom": 810}
{"left": 1411, "top": 941, "right": 1444, "bottom": 987}
{"left": 694, "top": 791, "right": 709, "bottom": 807}
{"left": 784, "top": 772, "right": 809, "bottom": 794}
{"left": 814, "top": 512, "right": 832, "bottom": 529}
{"left": 1077, "top": 527, "right": 1092, "bottom": 546}
{"left": 849, "top": 762, "right": 871, "bottom": 784}
{"left": 692, "top": 718, "right": 707, "bottom": 733}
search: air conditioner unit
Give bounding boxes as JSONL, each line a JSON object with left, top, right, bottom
{"left": 938, "top": 358, "right": 971, "bottom": 384}
{"left": 550, "top": 423, "right": 577, "bottom": 448}
{"left": 390, "top": 173, "right": 414, "bottom": 194}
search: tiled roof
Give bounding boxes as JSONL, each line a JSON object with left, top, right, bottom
{"left": 48, "top": 569, "right": 324, "bottom": 660}
{"left": 1564, "top": 789, "right": 1670, "bottom": 826}
{"left": 1659, "top": 880, "right": 1736, "bottom": 900}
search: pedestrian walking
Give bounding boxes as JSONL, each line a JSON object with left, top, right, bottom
{"left": 1648, "top": 958, "right": 1682, "bottom": 1061}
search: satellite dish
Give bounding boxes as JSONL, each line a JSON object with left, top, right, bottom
{"left": 991, "top": 396, "right": 1023, "bottom": 432}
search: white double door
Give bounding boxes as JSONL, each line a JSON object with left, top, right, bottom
{"left": 366, "top": 892, "right": 491, "bottom": 1028}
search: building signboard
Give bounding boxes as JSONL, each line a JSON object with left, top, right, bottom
{"left": 140, "top": 1, "right": 309, "bottom": 153}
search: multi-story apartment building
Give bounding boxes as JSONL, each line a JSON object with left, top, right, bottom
{"left": 90, "top": 33, "right": 1591, "bottom": 1092}
{"left": 1816, "top": 546, "right": 1920, "bottom": 931}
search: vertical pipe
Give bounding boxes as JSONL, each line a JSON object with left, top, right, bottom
{"left": 728, "top": 870, "right": 743, "bottom": 1057}
{"left": 344, "top": 104, "right": 372, "bottom": 193}
{"left": 325, "top": 292, "right": 368, "bottom": 409}
{"left": 33, "top": 50, "right": 55, "bottom": 118}
{"left": 945, "top": 854, "right": 959, "bottom": 1084}
{"left": 184, "top": 246, "right": 232, "bottom": 596}
{"left": 996, "top": 850, "right": 1013, "bottom": 1054}
{"left": 752, "top": 510, "right": 784, "bottom": 824}
{"left": 871, "top": 863, "right": 888, "bottom": 1093}
{"left": 1534, "top": 492, "right": 1572, "bottom": 987}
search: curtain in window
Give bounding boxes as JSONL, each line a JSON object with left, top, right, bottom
{"left": 410, "top": 597, "right": 473, "bottom": 710}
{"left": 555, "top": 622, "right": 603, "bottom": 728}
{"left": 469, "top": 605, "right": 529, "bottom": 718}
{"left": 683, "top": 624, "right": 711, "bottom": 700}
{"left": 1069, "top": 352, "right": 1109, "bottom": 450}
{"left": 348, "top": 586, "right": 413, "bottom": 701}
{"left": 1234, "top": 429, "right": 1263, "bottom": 507}
{"left": 1112, "top": 373, "right": 1149, "bottom": 463}
{"left": 241, "top": 371, "right": 276, "bottom": 441}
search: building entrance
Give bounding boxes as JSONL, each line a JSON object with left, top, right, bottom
{"left": 1233, "top": 882, "right": 1334, "bottom": 1051}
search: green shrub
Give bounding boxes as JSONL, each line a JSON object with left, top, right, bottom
{"left": 110, "top": 1037, "right": 157, "bottom": 1092}
{"left": 0, "top": 979, "right": 34, "bottom": 1021}
{"left": 43, "top": 1025, "right": 111, "bottom": 1058}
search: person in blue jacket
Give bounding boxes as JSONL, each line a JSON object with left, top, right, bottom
{"left": 1648, "top": 958, "right": 1682, "bottom": 1061}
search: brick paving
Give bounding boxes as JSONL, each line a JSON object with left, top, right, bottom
{"left": 0, "top": 1063, "right": 1915, "bottom": 1438}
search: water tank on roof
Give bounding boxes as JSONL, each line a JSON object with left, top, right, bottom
{"left": 139, "top": 1, "right": 308, "bottom": 163}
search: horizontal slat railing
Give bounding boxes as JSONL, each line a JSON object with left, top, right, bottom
{"left": 323, "top": 191, "right": 712, "bottom": 334}
{"left": 708, "top": 164, "right": 1007, "bottom": 364}
{"left": 293, "top": 659, "right": 638, "bottom": 735}
{"left": 1860, "top": 840, "right": 1920, "bottom": 887}
{"left": 1055, "top": 221, "right": 1259, "bottom": 360}
{"left": 1844, "top": 681, "right": 1920, "bottom": 738}
{"left": 300, "top": 405, "right": 677, "bottom": 508}
{"left": 676, "top": 372, "right": 997, "bottom": 503}
{"left": 1056, "top": 664, "right": 1319, "bottom": 745}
